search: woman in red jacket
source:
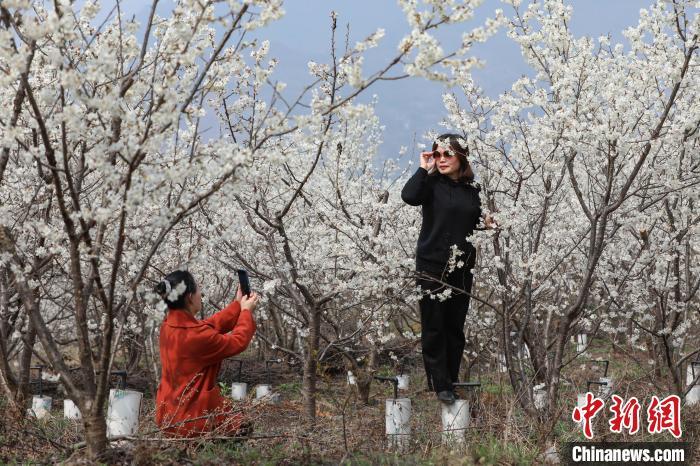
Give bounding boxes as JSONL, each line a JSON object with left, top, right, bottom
{"left": 154, "top": 270, "right": 258, "bottom": 437}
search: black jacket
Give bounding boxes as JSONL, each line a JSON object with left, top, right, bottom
{"left": 401, "top": 168, "right": 482, "bottom": 275}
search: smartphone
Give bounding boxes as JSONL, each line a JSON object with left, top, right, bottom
{"left": 237, "top": 269, "right": 251, "bottom": 298}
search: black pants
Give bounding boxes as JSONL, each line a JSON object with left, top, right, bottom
{"left": 417, "top": 269, "right": 474, "bottom": 393}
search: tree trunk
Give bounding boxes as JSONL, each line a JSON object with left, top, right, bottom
{"left": 356, "top": 347, "right": 378, "bottom": 405}
{"left": 302, "top": 307, "right": 320, "bottom": 423}
{"left": 356, "top": 375, "right": 372, "bottom": 405}
{"left": 12, "top": 322, "right": 36, "bottom": 414}
{"left": 84, "top": 414, "right": 108, "bottom": 460}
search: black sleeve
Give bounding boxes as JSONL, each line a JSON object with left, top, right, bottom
{"left": 401, "top": 168, "right": 432, "bottom": 206}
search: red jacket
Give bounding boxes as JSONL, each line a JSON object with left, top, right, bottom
{"left": 155, "top": 300, "right": 256, "bottom": 436}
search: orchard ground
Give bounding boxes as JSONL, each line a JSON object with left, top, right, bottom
{"left": 2, "top": 336, "right": 699, "bottom": 465}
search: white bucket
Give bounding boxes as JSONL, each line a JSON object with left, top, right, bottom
{"left": 30, "top": 395, "right": 52, "bottom": 419}
{"left": 686, "top": 365, "right": 700, "bottom": 406}
{"left": 397, "top": 374, "right": 410, "bottom": 390}
{"left": 347, "top": 371, "right": 357, "bottom": 386}
{"left": 106, "top": 389, "right": 142, "bottom": 437}
{"left": 255, "top": 384, "right": 280, "bottom": 404}
{"left": 498, "top": 354, "right": 507, "bottom": 373}
{"left": 686, "top": 364, "right": 697, "bottom": 386}
{"left": 231, "top": 382, "right": 248, "bottom": 401}
{"left": 256, "top": 384, "right": 271, "bottom": 399}
{"left": 386, "top": 398, "right": 411, "bottom": 451}
{"left": 575, "top": 394, "right": 586, "bottom": 427}
{"left": 441, "top": 399, "right": 469, "bottom": 444}
{"left": 576, "top": 334, "right": 588, "bottom": 353}
{"left": 63, "top": 399, "right": 81, "bottom": 420}
{"left": 534, "top": 384, "right": 547, "bottom": 410}
{"left": 598, "top": 377, "right": 613, "bottom": 399}
{"left": 544, "top": 444, "right": 560, "bottom": 464}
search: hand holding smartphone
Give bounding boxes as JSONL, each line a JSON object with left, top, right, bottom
{"left": 236, "top": 269, "right": 260, "bottom": 312}
{"left": 239, "top": 292, "right": 260, "bottom": 313}
{"left": 237, "top": 269, "right": 251, "bottom": 298}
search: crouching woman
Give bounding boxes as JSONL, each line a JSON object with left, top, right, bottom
{"left": 154, "top": 270, "right": 259, "bottom": 436}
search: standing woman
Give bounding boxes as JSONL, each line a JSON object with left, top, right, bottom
{"left": 154, "top": 270, "right": 259, "bottom": 436}
{"left": 401, "top": 133, "right": 493, "bottom": 404}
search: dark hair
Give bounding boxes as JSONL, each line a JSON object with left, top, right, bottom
{"left": 154, "top": 270, "right": 197, "bottom": 310}
{"left": 430, "top": 133, "right": 475, "bottom": 183}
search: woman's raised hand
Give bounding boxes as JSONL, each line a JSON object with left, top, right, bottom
{"left": 240, "top": 292, "right": 260, "bottom": 312}
{"left": 419, "top": 151, "right": 435, "bottom": 172}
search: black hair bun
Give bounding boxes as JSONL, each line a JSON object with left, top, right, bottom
{"left": 155, "top": 271, "right": 196, "bottom": 310}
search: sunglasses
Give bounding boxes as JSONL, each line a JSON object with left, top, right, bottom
{"left": 432, "top": 149, "right": 457, "bottom": 160}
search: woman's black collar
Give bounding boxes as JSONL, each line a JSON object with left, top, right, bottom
{"left": 437, "top": 174, "right": 480, "bottom": 190}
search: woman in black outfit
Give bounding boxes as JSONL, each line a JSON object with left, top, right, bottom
{"left": 401, "top": 133, "right": 493, "bottom": 405}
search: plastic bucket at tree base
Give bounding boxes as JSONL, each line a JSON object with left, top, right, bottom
{"left": 255, "top": 384, "right": 280, "bottom": 404}
{"left": 386, "top": 398, "right": 411, "bottom": 452}
{"left": 544, "top": 444, "right": 560, "bottom": 464}
{"left": 598, "top": 377, "right": 613, "bottom": 399}
{"left": 28, "top": 365, "right": 51, "bottom": 419}
{"left": 30, "top": 395, "right": 52, "bottom": 419}
{"left": 256, "top": 384, "right": 271, "bottom": 398}
{"left": 63, "top": 398, "right": 81, "bottom": 419}
{"left": 106, "top": 388, "right": 143, "bottom": 437}
{"left": 231, "top": 382, "right": 248, "bottom": 401}
{"left": 397, "top": 374, "right": 409, "bottom": 390}
{"left": 575, "top": 393, "right": 586, "bottom": 427}
{"left": 231, "top": 360, "right": 247, "bottom": 400}
{"left": 498, "top": 354, "right": 507, "bottom": 373}
{"left": 534, "top": 384, "right": 547, "bottom": 410}
{"left": 686, "top": 363, "right": 700, "bottom": 406}
{"left": 441, "top": 399, "right": 469, "bottom": 444}
{"left": 576, "top": 334, "right": 588, "bottom": 353}
{"left": 255, "top": 359, "right": 281, "bottom": 403}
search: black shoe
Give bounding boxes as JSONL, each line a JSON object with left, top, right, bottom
{"left": 437, "top": 390, "right": 456, "bottom": 404}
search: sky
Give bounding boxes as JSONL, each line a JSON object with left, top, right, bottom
{"left": 107, "top": 0, "right": 651, "bottom": 160}
{"left": 250, "top": 0, "right": 648, "bottom": 159}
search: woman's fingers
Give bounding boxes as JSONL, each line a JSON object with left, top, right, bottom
{"left": 241, "top": 292, "right": 261, "bottom": 311}
{"left": 420, "top": 151, "right": 434, "bottom": 170}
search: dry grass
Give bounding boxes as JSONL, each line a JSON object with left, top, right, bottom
{"left": 2, "top": 342, "right": 700, "bottom": 465}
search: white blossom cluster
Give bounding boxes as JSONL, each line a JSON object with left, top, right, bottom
{"left": 0, "top": 0, "right": 503, "bottom": 425}
{"left": 436, "top": 0, "right": 700, "bottom": 405}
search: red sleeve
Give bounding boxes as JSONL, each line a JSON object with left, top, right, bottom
{"left": 194, "top": 309, "right": 257, "bottom": 366}
{"left": 202, "top": 300, "right": 241, "bottom": 333}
